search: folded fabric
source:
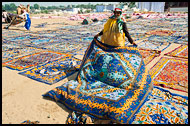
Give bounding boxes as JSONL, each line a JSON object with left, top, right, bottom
{"left": 43, "top": 39, "right": 153, "bottom": 124}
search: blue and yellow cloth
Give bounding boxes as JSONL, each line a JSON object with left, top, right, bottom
{"left": 43, "top": 39, "right": 188, "bottom": 124}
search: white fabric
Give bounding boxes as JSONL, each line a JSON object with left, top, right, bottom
{"left": 19, "top": 10, "right": 28, "bottom": 19}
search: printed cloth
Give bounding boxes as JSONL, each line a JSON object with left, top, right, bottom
{"left": 149, "top": 57, "right": 188, "bottom": 93}
{"left": 19, "top": 56, "right": 82, "bottom": 85}
{"left": 2, "top": 51, "right": 65, "bottom": 71}
{"left": 65, "top": 87, "right": 188, "bottom": 124}
{"left": 137, "top": 40, "right": 171, "bottom": 52}
{"left": 164, "top": 45, "right": 188, "bottom": 59}
{"left": 43, "top": 39, "right": 153, "bottom": 124}
{"left": 131, "top": 86, "right": 188, "bottom": 124}
{"left": 138, "top": 49, "right": 160, "bottom": 65}
{"left": 21, "top": 120, "right": 39, "bottom": 124}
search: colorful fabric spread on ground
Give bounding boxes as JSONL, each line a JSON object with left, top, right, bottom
{"left": 2, "top": 46, "right": 43, "bottom": 63}
{"left": 137, "top": 40, "right": 171, "bottom": 52}
{"left": 19, "top": 56, "right": 82, "bottom": 85}
{"left": 2, "top": 51, "right": 65, "bottom": 71}
{"left": 21, "top": 120, "right": 40, "bottom": 124}
{"left": 164, "top": 45, "right": 188, "bottom": 59}
{"left": 149, "top": 57, "right": 188, "bottom": 93}
{"left": 138, "top": 49, "right": 160, "bottom": 65}
{"left": 43, "top": 39, "right": 188, "bottom": 124}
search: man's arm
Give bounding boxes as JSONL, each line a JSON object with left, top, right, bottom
{"left": 94, "top": 30, "right": 103, "bottom": 39}
{"left": 123, "top": 22, "right": 134, "bottom": 44}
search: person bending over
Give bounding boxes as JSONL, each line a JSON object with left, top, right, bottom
{"left": 94, "top": 8, "right": 137, "bottom": 47}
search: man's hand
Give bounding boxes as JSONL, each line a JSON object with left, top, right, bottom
{"left": 94, "top": 34, "right": 99, "bottom": 39}
{"left": 132, "top": 42, "right": 137, "bottom": 47}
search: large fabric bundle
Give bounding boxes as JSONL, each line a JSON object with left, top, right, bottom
{"left": 43, "top": 39, "right": 153, "bottom": 123}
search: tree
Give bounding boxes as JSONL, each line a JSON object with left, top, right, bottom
{"left": 40, "top": 6, "right": 46, "bottom": 10}
{"left": 34, "top": 4, "right": 40, "bottom": 9}
{"left": 9, "top": 3, "right": 17, "bottom": 11}
{"left": 119, "top": 2, "right": 136, "bottom": 9}
{"left": 4, "top": 4, "right": 11, "bottom": 11}
{"left": 72, "top": 5, "right": 75, "bottom": 8}
{"left": 2, "top": 5, "right": 5, "bottom": 10}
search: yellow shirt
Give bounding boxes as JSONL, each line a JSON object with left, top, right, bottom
{"left": 101, "top": 18, "right": 125, "bottom": 47}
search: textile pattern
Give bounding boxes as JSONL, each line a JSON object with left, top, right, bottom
{"left": 2, "top": 51, "right": 65, "bottom": 71}
{"left": 149, "top": 57, "right": 188, "bottom": 93}
{"left": 139, "top": 49, "right": 160, "bottom": 65}
{"left": 19, "top": 56, "right": 82, "bottom": 85}
{"left": 164, "top": 45, "right": 188, "bottom": 59}
{"left": 43, "top": 39, "right": 153, "bottom": 124}
{"left": 137, "top": 40, "right": 171, "bottom": 52}
{"left": 132, "top": 86, "right": 188, "bottom": 124}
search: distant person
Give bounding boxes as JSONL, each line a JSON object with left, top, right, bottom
{"left": 92, "top": 18, "right": 98, "bottom": 22}
{"left": 94, "top": 8, "right": 137, "bottom": 47}
{"left": 82, "top": 19, "right": 89, "bottom": 25}
{"left": 4, "top": 7, "right": 31, "bottom": 30}
{"left": 2, "top": 10, "right": 12, "bottom": 23}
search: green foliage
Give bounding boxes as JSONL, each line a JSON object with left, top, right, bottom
{"left": 34, "top": 4, "right": 40, "bottom": 9}
{"left": 40, "top": 6, "right": 46, "bottom": 10}
{"left": 2, "top": 5, "right": 5, "bottom": 10}
{"left": 119, "top": 2, "right": 136, "bottom": 9}
{"left": 2, "top": 3, "right": 111, "bottom": 13}
{"left": 41, "top": 10, "right": 49, "bottom": 14}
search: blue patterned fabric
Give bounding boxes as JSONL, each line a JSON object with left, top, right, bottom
{"left": 43, "top": 39, "right": 153, "bottom": 124}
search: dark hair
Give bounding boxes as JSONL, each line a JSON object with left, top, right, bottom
{"left": 114, "top": 11, "right": 122, "bottom": 14}
{"left": 2, "top": 10, "right": 6, "bottom": 12}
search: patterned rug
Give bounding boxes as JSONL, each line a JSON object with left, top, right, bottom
{"left": 43, "top": 41, "right": 85, "bottom": 53}
{"left": 139, "top": 49, "right": 160, "bottom": 65}
{"left": 6, "top": 34, "right": 34, "bottom": 42}
{"left": 19, "top": 56, "right": 82, "bottom": 85}
{"left": 21, "top": 120, "right": 40, "bottom": 124}
{"left": 164, "top": 45, "right": 188, "bottom": 59}
{"left": 43, "top": 39, "right": 153, "bottom": 124}
{"left": 147, "top": 35, "right": 181, "bottom": 43}
{"left": 2, "top": 51, "right": 65, "bottom": 71}
{"left": 149, "top": 57, "right": 188, "bottom": 93}
{"left": 65, "top": 86, "right": 188, "bottom": 124}
{"left": 2, "top": 46, "right": 43, "bottom": 63}
{"left": 137, "top": 40, "right": 171, "bottom": 52}
{"left": 2, "top": 29, "right": 25, "bottom": 38}
{"left": 131, "top": 86, "right": 188, "bottom": 124}
{"left": 145, "top": 29, "right": 175, "bottom": 36}
{"left": 43, "top": 39, "right": 188, "bottom": 124}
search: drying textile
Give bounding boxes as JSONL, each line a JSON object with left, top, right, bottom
{"left": 65, "top": 86, "right": 188, "bottom": 124}
{"left": 164, "top": 45, "right": 188, "bottom": 59}
{"left": 149, "top": 57, "right": 188, "bottom": 93}
{"left": 139, "top": 49, "right": 160, "bottom": 65}
{"left": 21, "top": 120, "right": 40, "bottom": 124}
{"left": 2, "top": 46, "right": 43, "bottom": 63}
{"left": 137, "top": 40, "right": 171, "bottom": 52}
{"left": 146, "top": 30, "right": 175, "bottom": 36}
{"left": 19, "top": 57, "right": 82, "bottom": 85}
{"left": 43, "top": 41, "right": 85, "bottom": 53}
{"left": 131, "top": 86, "right": 188, "bottom": 124}
{"left": 2, "top": 51, "right": 65, "bottom": 71}
{"left": 43, "top": 39, "right": 153, "bottom": 124}
{"left": 147, "top": 35, "right": 182, "bottom": 44}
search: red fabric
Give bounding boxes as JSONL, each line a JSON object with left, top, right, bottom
{"left": 114, "top": 8, "right": 122, "bottom": 12}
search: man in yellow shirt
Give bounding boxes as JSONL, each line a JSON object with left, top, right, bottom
{"left": 94, "top": 8, "right": 137, "bottom": 47}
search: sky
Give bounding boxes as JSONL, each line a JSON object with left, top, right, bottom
{"left": 2, "top": 2, "right": 119, "bottom": 7}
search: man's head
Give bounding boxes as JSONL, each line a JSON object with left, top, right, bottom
{"left": 113, "top": 8, "right": 122, "bottom": 18}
